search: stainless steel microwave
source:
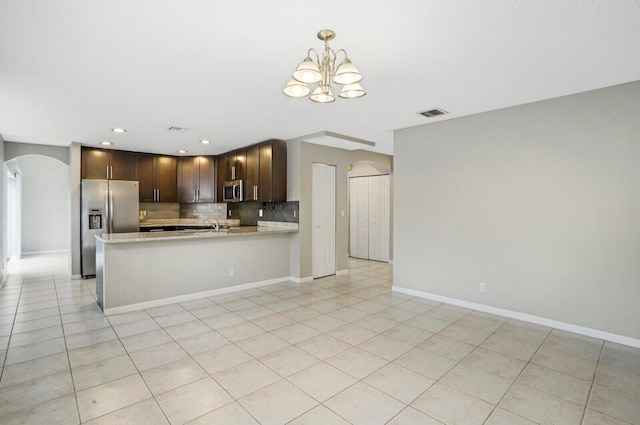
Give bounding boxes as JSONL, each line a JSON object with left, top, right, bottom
{"left": 223, "top": 179, "right": 243, "bottom": 202}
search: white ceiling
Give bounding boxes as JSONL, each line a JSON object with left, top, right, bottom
{"left": 1, "top": 0, "right": 639, "bottom": 156}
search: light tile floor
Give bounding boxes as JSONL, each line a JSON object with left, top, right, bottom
{"left": 1, "top": 254, "right": 639, "bottom": 424}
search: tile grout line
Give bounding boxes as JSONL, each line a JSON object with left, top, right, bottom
{"left": 480, "top": 326, "right": 555, "bottom": 425}
{"left": 579, "top": 341, "right": 605, "bottom": 425}
{"left": 53, "top": 272, "right": 83, "bottom": 424}
{"left": 0, "top": 276, "right": 23, "bottom": 386}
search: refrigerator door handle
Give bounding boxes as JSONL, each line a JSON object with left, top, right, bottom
{"left": 105, "top": 190, "right": 110, "bottom": 233}
{"left": 109, "top": 190, "right": 114, "bottom": 233}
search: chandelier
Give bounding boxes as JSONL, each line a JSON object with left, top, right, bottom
{"left": 283, "top": 29, "right": 366, "bottom": 103}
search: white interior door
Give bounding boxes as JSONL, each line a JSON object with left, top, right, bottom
{"left": 349, "top": 178, "right": 358, "bottom": 258}
{"left": 368, "top": 176, "right": 380, "bottom": 260}
{"left": 369, "top": 175, "right": 390, "bottom": 262}
{"left": 377, "top": 175, "right": 390, "bottom": 262}
{"left": 312, "top": 164, "right": 336, "bottom": 278}
{"left": 349, "top": 174, "right": 390, "bottom": 262}
{"left": 356, "top": 177, "right": 369, "bottom": 259}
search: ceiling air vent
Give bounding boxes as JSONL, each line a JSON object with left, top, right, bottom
{"left": 167, "top": 126, "right": 190, "bottom": 132}
{"left": 418, "top": 108, "right": 448, "bottom": 118}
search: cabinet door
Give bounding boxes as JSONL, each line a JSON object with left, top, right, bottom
{"left": 82, "top": 148, "right": 110, "bottom": 179}
{"left": 245, "top": 145, "right": 259, "bottom": 201}
{"left": 270, "top": 140, "right": 287, "bottom": 202}
{"left": 155, "top": 156, "right": 177, "bottom": 202}
{"left": 258, "top": 143, "right": 273, "bottom": 201}
{"left": 216, "top": 154, "right": 229, "bottom": 202}
{"left": 197, "top": 156, "right": 216, "bottom": 202}
{"left": 233, "top": 149, "right": 246, "bottom": 181}
{"left": 136, "top": 154, "right": 156, "bottom": 202}
{"left": 110, "top": 150, "right": 137, "bottom": 180}
{"left": 177, "top": 157, "right": 198, "bottom": 203}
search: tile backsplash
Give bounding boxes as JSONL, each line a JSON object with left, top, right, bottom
{"left": 228, "top": 201, "right": 299, "bottom": 226}
{"left": 140, "top": 202, "right": 227, "bottom": 220}
{"left": 179, "top": 203, "right": 227, "bottom": 219}
{"left": 139, "top": 202, "right": 179, "bottom": 219}
{"left": 140, "top": 201, "right": 296, "bottom": 225}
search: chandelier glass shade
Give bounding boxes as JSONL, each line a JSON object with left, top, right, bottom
{"left": 283, "top": 30, "right": 366, "bottom": 103}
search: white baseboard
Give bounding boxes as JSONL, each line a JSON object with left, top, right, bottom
{"left": 104, "top": 276, "right": 293, "bottom": 315}
{"left": 21, "top": 249, "right": 68, "bottom": 256}
{"left": 392, "top": 285, "right": 640, "bottom": 349}
{"left": 336, "top": 269, "right": 349, "bottom": 276}
{"left": 71, "top": 274, "right": 82, "bottom": 280}
{"left": 290, "top": 276, "right": 313, "bottom": 283}
{"left": 388, "top": 260, "right": 394, "bottom": 265}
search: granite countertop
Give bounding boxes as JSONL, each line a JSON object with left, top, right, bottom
{"left": 139, "top": 218, "right": 240, "bottom": 227}
{"left": 98, "top": 223, "right": 298, "bottom": 244}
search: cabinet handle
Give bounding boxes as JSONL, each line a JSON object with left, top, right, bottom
{"left": 232, "top": 166, "right": 236, "bottom": 180}
{"left": 254, "top": 185, "right": 258, "bottom": 201}
{"left": 106, "top": 165, "right": 109, "bottom": 179}
{"left": 157, "top": 189, "right": 160, "bottom": 202}
{"left": 197, "top": 189, "right": 200, "bottom": 202}
{"left": 110, "top": 165, "right": 113, "bottom": 179}
{"left": 193, "top": 190, "right": 197, "bottom": 202}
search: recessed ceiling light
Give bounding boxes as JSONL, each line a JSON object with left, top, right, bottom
{"left": 199, "top": 139, "right": 211, "bottom": 144}
{"left": 177, "top": 149, "right": 187, "bottom": 154}
{"left": 111, "top": 127, "right": 127, "bottom": 133}
{"left": 100, "top": 141, "right": 113, "bottom": 146}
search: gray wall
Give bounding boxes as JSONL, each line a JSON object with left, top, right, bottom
{"left": 16, "top": 155, "right": 69, "bottom": 254}
{"left": 288, "top": 140, "right": 393, "bottom": 278}
{"left": 4, "top": 142, "right": 69, "bottom": 165}
{"left": 394, "top": 81, "right": 640, "bottom": 340}
{"left": 70, "top": 143, "right": 81, "bottom": 277}
{"left": 0, "top": 135, "right": 6, "bottom": 281}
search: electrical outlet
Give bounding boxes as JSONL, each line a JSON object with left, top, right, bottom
{"left": 479, "top": 282, "right": 487, "bottom": 293}
{"left": 228, "top": 268, "right": 235, "bottom": 277}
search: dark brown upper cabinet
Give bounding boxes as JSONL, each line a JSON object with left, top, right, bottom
{"left": 245, "top": 139, "right": 287, "bottom": 202}
{"left": 178, "top": 156, "right": 215, "bottom": 203}
{"left": 81, "top": 147, "right": 136, "bottom": 180}
{"left": 216, "top": 149, "right": 246, "bottom": 201}
{"left": 135, "top": 153, "right": 177, "bottom": 202}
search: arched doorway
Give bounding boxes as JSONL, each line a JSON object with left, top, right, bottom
{"left": 4, "top": 154, "right": 70, "bottom": 273}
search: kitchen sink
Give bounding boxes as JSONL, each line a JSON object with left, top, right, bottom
{"left": 179, "top": 228, "right": 228, "bottom": 234}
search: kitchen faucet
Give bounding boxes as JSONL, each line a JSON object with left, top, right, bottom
{"left": 202, "top": 218, "right": 221, "bottom": 232}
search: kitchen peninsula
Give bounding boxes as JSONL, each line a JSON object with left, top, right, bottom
{"left": 96, "top": 222, "right": 298, "bottom": 314}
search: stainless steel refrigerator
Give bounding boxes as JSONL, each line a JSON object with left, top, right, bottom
{"left": 81, "top": 179, "right": 139, "bottom": 277}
